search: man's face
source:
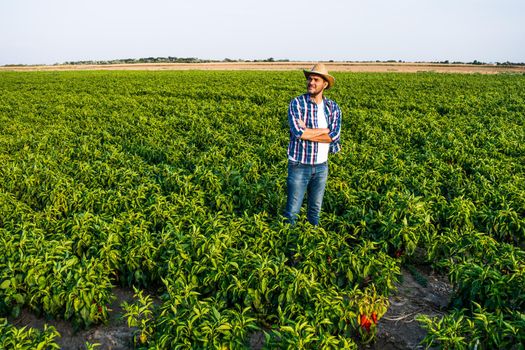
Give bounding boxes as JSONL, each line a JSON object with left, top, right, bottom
{"left": 307, "top": 74, "right": 328, "bottom": 96}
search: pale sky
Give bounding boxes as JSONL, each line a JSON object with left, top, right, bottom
{"left": 1, "top": 0, "right": 524, "bottom": 65}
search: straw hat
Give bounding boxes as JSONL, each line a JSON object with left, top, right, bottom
{"left": 303, "top": 63, "right": 335, "bottom": 89}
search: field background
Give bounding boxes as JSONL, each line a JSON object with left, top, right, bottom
{"left": 2, "top": 61, "right": 525, "bottom": 74}
{"left": 0, "top": 70, "right": 524, "bottom": 349}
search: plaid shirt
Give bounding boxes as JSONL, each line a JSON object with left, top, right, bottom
{"left": 287, "top": 94, "right": 342, "bottom": 164}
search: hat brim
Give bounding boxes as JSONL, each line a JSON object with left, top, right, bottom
{"left": 303, "top": 70, "right": 335, "bottom": 89}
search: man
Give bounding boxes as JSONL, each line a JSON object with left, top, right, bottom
{"left": 284, "top": 63, "right": 342, "bottom": 225}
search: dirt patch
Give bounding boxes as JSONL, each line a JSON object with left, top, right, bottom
{"left": 9, "top": 288, "right": 136, "bottom": 350}
{"left": 1, "top": 62, "right": 524, "bottom": 74}
{"left": 364, "top": 267, "right": 452, "bottom": 350}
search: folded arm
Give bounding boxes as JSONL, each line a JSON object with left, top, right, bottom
{"left": 298, "top": 120, "right": 332, "bottom": 143}
{"left": 288, "top": 98, "right": 333, "bottom": 144}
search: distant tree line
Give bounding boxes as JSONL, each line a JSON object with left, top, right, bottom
{"left": 61, "top": 57, "right": 524, "bottom": 66}
{"left": 3, "top": 57, "right": 524, "bottom": 67}
{"left": 366, "top": 59, "right": 525, "bottom": 66}
{"left": 63, "top": 57, "right": 212, "bottom": 65}
{"left": 430, "top": 60, "right": 525, "bottom": 66}
{"left": 61, "top": 57, "right": 290, "bottom": 65}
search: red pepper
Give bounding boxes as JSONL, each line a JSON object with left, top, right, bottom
{"left": 363, "top": 320, "right": 371, "bottom": 332}
{"left": 360, "top": 314, "right": 372, "bottom": 332}
{"left": 360, "top": 314, "right": 366, "bottom": 325}
{"left": 371, "top": 311, "right": 378, "bottom": 324}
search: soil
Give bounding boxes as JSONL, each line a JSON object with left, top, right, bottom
{"left": 10, "top": 266, "right": 452, "bottom": 349}
{"left": 364, "top": 267, "right": 452, "bottom": 350}
{"left": 9, "top": 288, "right": 137, "bottom": 350}
{"left": 1, "top": 61, "right": 524, "bottom": 74}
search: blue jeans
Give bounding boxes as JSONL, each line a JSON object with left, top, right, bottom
{"left": 284, "top": 160, "right": 328, "bottom": 226}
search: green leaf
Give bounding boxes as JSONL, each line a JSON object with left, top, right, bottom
{"left": 261, "top": 277, "right": 268, "bottom": 293}
{"left": 280, "top": 326, "right": 294, "bottom": 333}
{"left": 0, "top": 280, "right": 10, "bottom": 289}
{"left": 80, "top": 307, "right": 90, "bottom": 323}
{"left": 13, "top": 293, "right": 25, "bottom": 304}
{"left": 11, "top": 305, "right": 21, "bottom": 318}
{"left": 212, "top": 307, "right": 220, "bottom": 321}
{"left": 217, "top": 324, "right": 231, "bottom": 332}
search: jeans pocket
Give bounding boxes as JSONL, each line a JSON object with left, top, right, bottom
{"left": 289, "top": 160, "right": 301, "bottom": 167}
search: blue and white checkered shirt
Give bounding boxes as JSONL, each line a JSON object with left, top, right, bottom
{"left": 287, "top": 94, "right": 342, "bottom": 164}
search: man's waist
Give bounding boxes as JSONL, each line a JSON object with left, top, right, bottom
{"left": 288, "top": 158, "right": 328, "bottom": 166}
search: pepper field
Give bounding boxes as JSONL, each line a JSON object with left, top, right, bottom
{"left": 0, "top": 70, "right": 524, "bottom": 349}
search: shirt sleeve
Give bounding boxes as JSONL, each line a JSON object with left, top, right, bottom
{"left": 288, "top": 98, "right": 305, "bottom": 139}
{"left": 328, "top": 102, "right": 341, "bottom": 143}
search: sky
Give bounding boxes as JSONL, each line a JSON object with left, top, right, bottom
{"left": 1, "top": 0, "right": 524, "bottom": 65}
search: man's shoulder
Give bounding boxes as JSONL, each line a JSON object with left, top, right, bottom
{"left": 289, "top": 94, "right": 340, "bottom": 110}
{"left": 290, "top": 94, "right": 309, "bottom": 103}
{"left": 323, "top": 98, "right": 342, "bottom": 116}
{"left": 323, "top": 97, "right": 340, "bottom": 108}
{"left": 288, "top": 94, "right": 310, "bottom": 110}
